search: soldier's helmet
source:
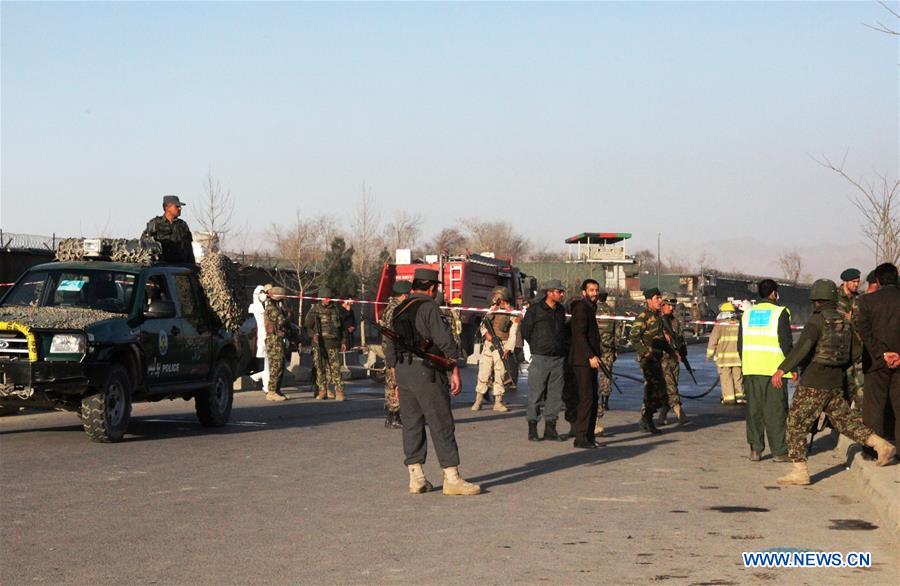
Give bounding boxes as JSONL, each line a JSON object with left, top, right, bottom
{"left": 809, "top": 279, "right": 838, "bottom": 302}
{"left": 492, "top": 286, "right": 512, "bottom": 303}
{"left": 661, "top": 292, "right": 678, "bottom": 306}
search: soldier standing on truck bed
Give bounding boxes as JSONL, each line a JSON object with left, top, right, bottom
{"left": 305, "top": 287, "right": 347, "bottom": 401}
{"left": 141, "top": 195, "right": 196, "bottom": 264}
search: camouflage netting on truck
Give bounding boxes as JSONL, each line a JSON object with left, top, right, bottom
{"left": 0, "top": 306, "right": 120, "bottom": 329}
{"left": 198, "top": 252, "right": 247, "bottom": 332}
{"left": 55, "top": 238, "right": 161, "bottom": 264}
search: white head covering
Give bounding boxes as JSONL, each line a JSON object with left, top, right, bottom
{"left": 249, "top": 285, "right": 267, "bottom": 358}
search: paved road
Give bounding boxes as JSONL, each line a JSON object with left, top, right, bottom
{"left": 2, "top": 347, "right": 898, "bottom": 585}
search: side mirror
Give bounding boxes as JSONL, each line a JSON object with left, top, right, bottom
{"left": 144, "top": 299, "right": 176, "bottom": 319}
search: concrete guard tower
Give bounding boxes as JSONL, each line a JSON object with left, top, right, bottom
{"left": 564, "top": 232, "right": 635, "bottom": 291}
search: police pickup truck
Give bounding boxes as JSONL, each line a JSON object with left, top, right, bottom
{"left": 0, "top": 260, "right": 255, "bottom": 442}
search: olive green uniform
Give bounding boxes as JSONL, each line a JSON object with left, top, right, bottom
{"left": 837, "top": 288, "right": 864, "bottom": 406}
{"left": 661, "top": 313, "right": 685, "bottom": 408}
{"left": 596, "top": 302, "right": 621, "bottom": 419}
{"left": 779, "top": 304, "right": 871, "bottom": 462}
{"left": 305, "top": 302, "right": 345, "bottom": 395}
{"left": 141, "top": 216, "right": 195, "bottom": 264}
{"left": 380, "top": 296, "right": 402, "bottom": 413}
{"left": 263, "top": 300, "right": 289, "bottom": 394}
{"left": 629, "top": 308, "right": 669, "bottom": 418}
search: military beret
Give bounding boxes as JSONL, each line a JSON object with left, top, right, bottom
{"left": 542, "top": 279, "right": 565, "bottom": 291}
{"left": 413, "top": 268, "right": 441, "bottom": 282}
{"left": 318, "top": 286, "right": 333, "bottom": 298}
{"left": 163, "top": 195, "right": 186, "bottom": 207}
{"left": 840, "top": 268, "right": 860, "bottom": 282}
{"left": 643, "top": 287, "right": 661, "bottom": 299}
{"left": 392, "top": 280, "right": 412, "bottom": 294}
{"left": 866, "top": 270, "right": 876, "bottom": 284}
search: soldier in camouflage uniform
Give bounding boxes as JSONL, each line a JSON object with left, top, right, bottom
{"left": 471, "top": 287, "right": 519, "bottom": 412}
{"left": 837, "top": 268, "right": 864, "bottom": 408}
{"left": 658, "top": 293, "right": 690, "bottom": 426}
{"left": 141, "top": 195, "right": 196, "bottom": 264}
{"left": 594, "top": 290, "right": 621, "bottom": 436}
{"left": 628, "top": 288, "right": 669, "bottom": 434}
{"left": 263, "top": 287, "right": 290, "bottom": 401}
{"left": 772, "top": 279, "right": 895, "bottom": 485}
{"left": 380, "top": 280, "right": 411, "bottom": 428}
{"left": 305, "top": 287, "right": 347, "bottom": 401}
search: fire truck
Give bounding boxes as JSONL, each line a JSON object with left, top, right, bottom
{"left": 374, "top": 253, "right": 537, "bottom": 357}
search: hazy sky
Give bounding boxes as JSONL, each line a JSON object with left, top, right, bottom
{"left": 2, "top": 1, "right": 897, "bottom": 272}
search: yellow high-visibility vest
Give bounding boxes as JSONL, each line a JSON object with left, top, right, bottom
{"left": 741, "top": 302, "right": 792, "bottom": 377}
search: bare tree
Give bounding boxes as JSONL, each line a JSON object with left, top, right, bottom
{"left": 427, "top": 227, "right": 468, "bottom": 255}
{"left": 864, "top": 1, "right": 899, "bottom": 36}
{"left": 815, "top": 155, "right": 900, "bottom": 265}
{"left": 349, "top": 183, "right": 384, "bottom": 285}
{"left": 460, "top": 219, "right": 531, "bottom": 260}
{"left": 384, "top": 211, "right": 423, "bottom": 252}
{"left": 526, "top": 243, "right": 565, "bottom": 262}
{"left": 778, "top": 248, "right": 804, "bottom": 283}
{"left": 196, "top": 171, "right": 235, "bottom": 250}
{"left": 695, "top": 249, "right": 716, "bottom": 272}
{"left": 270, "top": 212, "right": 337, "bottom": 323}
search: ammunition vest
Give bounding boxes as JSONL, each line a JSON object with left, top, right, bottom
{"left": 812, "top": 309, "right": 852, "bottom": 367}
{"left": 311, "top": 304, "right": 342, "bottom": 339}
{"left": 392, "top": 297, "right": 439, "bottom": 361}
{"left": 741, "top": 302, "right": 792, "bottom": 377}
{"left": 489, "top": 312, "right": 512, "bottom": 341}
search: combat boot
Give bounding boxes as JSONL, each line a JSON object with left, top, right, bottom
{"left": 384, "top": 409, "right": 393, "bottom": 429}
{"left": 492, "top": 395, "right": 508, "bottom": 412}
{"left": 327, "top": 390, "right": 336, "bottom": 399}
{"left": 408, "top": 463, "right": 432, "bottom": 494}
{"left": 601, "top": 394, "right": 610, "bottom": 412}
{"left": 640, "top": 411, "right": 661, "bottom": 434}
{"left": 335, "top": 389, "right": 346, "bottom": 402}
{"left": 441, "top": 467, "right": 481, "bottom": 496}
{"left": 471, "top": 394, "right": 484, "bottom": 411}
{"left": 266, "top": 392, "right": 287, "bottom": 402}
{"left": 543, "top": 420, "right": 562, "bottom": 441}
{"left": 528, "top": 421, "right": 541, "bottom": 442}
{"left": 674, "top": 404, "right": 690, "bottom": 426}
{"left": 865, "top": 434, "right": 897, "bottom": 466}
{"left": 657, "top": 407, "right": 669, "bottom": 427}
{"left": 391, "top": 411, "right": 403, "bottom": 429}
{"left": 315, "top": 389, "right": 327, "bottom": 400}
{"left": 777, "top": 462, "right": 810, "bottom": 486}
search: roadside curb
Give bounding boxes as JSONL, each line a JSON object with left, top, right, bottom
{"left": 836, "top": 434, "right": 900, "bottom": 536}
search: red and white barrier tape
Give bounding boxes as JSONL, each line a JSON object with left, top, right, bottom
{"left": 0, "top": 283, "right": 14, "bottom": 287}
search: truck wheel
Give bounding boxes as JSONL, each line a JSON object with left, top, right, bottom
{"left": 80, "top": 365, "right": 132, "bottom": 443}
{"left": 196, "top": 361, "right": 233, "bottom": 427}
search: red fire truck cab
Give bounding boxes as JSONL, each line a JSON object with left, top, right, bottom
{"left": 375, "top": 254, "right": 537, "bottom": 356}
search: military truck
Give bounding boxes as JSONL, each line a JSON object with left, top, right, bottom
{"left": 0, "top": 260, "right": 255, "bottom": 442}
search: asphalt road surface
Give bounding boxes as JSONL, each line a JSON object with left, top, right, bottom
{"left": 2, "top": 346, "right": 898, "bottom": 585}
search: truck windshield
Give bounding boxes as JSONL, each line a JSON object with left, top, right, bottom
{"left": 1, "top": 269, "right": 138, "bottom": 313}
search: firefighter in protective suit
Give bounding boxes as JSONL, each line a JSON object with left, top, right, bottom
{"left": 472, "top": 287, "right": 519, "bottom": 412}
{"left": 772, "top": 279, "right": 895, "bottom": 485}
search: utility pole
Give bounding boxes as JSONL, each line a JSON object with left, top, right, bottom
{"left": 657, "top": 232, "right": 661, "bottom": 289}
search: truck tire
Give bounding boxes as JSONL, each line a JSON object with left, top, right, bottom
{"left": 80, "top": 365, "right": 132, "bottom": 443}
{"left": 196, "top": 361, "right": 234, "bottom": 427}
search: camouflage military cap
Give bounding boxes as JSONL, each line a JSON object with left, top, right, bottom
{"left": 268, "top": 287, "right": 287, "bottom": 299}
{"left": 839, "top": 268, "right": 860, "bottom": 282}
{"left": 643, "top": 287, "right": 661, "bottom": 299}
{"left": 392, "top": 280, "right": 412, "bottom": 295}
{"left": 661, "top": 292, "right": 678, "bottom": 305}
{"left": 318, "top": 286, "right": 334, "bottom": 298}
{"left": 492, "top": 286, "right": 512, "bottom": 302}
{"left": 162, "top": 195, "right": 186, "bottom": 207}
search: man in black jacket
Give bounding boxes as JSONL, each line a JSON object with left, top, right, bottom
{"left": 521, "top": 279, "right": 568, "bottom": 441}
{"left": 854, "top": 262, "right": 900, "bottom": 447}
{"left": 569, "top": 279, "right": 604, "bottom": 449}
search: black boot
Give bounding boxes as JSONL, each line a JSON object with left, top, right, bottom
{"left": 543, "top": 420, "right": 562, "bottom": 441}
{"left": 641, "top": 411, "right": 662, "bottom": 435}
{"left": 601, "top": 394, "right": 610, "bottom": 412}
{"left": 390, "top": 411, "right": 403, "bottom": 429}
{"left": 528, "top": 421, "right": 541, "bottom": 442}
{"left": 384, "top": 409, "right": 393, "bottom": 429}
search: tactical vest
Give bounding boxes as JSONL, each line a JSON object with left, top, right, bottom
{"left": 812, "top": 309, "right": 852, "bottom": 367}
{"left": 489, "top": 313, "right": 512, "bottom": 341}
{"left": 312, "top": 304, "right": 342, "bottom": 339}
{"left": 391, "top": 297, "right": 439, "bottom": 361}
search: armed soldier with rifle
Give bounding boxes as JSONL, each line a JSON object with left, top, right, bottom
{"left": 659, "top": 293, "right": 691, "bottom": 426}
{"left": 471, "top": 287, "right": 519, "bottom": 413}
{"left": 305, "top": 287, "right": 347, "bottom": 401}
{"left": 379, "top": 268, "right": 481, "bottom": 496}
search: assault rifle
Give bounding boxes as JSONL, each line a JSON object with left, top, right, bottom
{"left": 481, "top": 311, "right": 518, "bottom": 387}
{"left": 366, "top": 319, "right": 456, "bottom": 372}
{"left": 678, "top": 346, "right": 699, "bottom": 385}
{"left": 662, "top": 316, "right": 698, "bottom": 385}
{"left": 596, "top": 355, "right": 623, "bottom": 395}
